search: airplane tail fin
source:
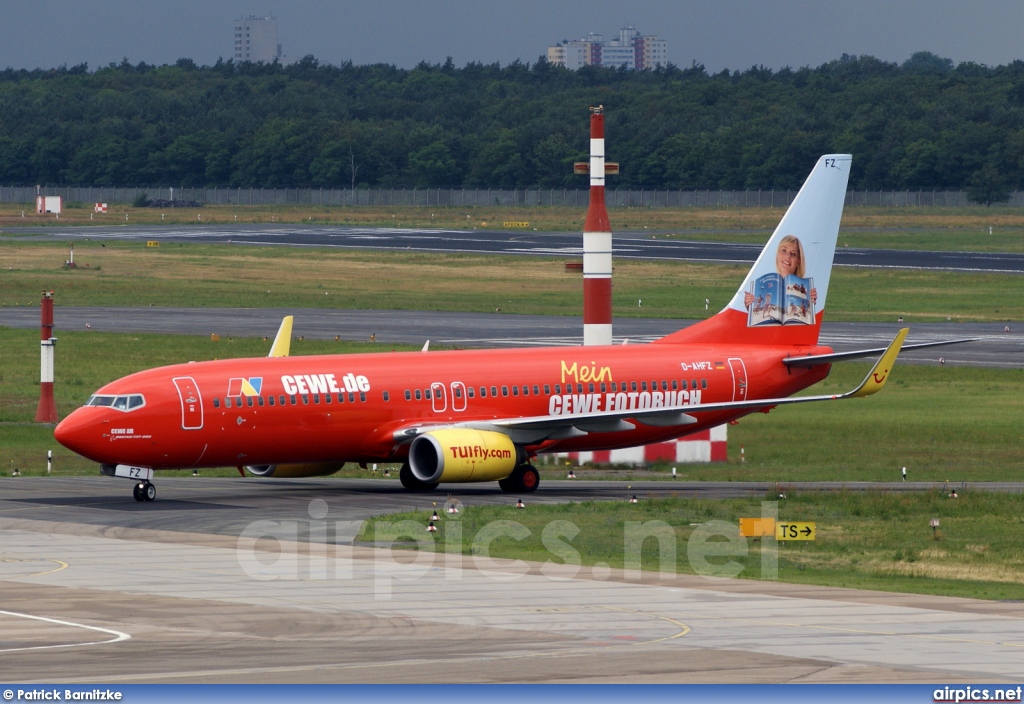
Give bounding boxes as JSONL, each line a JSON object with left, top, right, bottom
{"left": 655, "top": 154, "right": 851, "bottom": 347}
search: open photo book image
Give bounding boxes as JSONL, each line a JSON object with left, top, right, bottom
{"left": 747, "top": 273, "right": 815, "bottom": 326}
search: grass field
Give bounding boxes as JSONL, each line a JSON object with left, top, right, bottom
{"left": 361, "top": 491, "right": 1024, "bottom": 601}
{"left": 2, "top": 240, "right": 1023, "bottom": 323}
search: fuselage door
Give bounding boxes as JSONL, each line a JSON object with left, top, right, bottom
{"left": 172, "top": 376, "right": 204, "bottom": 430}
{"left": 727, "top": 358, "right": 748, "bottom": 402}
{"left": 450, "top": 381, "right": 467, "bottom": 412}
{"left": 430, "top": 382, "right": 447, "bottom": 413}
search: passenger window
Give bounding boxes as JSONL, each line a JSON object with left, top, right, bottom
{"left": 479, "top": 387, "right": 487, "bottom": 398}
{"left": 415, "top": 389, "right": 422, "bottom": 400}
{"left": 672, "top": 380, "right": 678, "bottom": 390}
{"left": 701, "top": 379, "right": 707, "bottom": 389}
{"left": 533, "top": 385, "right": 539, "bottom": 395}
{"left": 225, "top": 398, "right": 233, "bottom": 408}
{"left": 691, "top": 379, "right": 698, "bottom": 390}
{"left": 301, "top": 394, "right": 309, "bottom": 405}
{"left": 521, "top": 386, "right": 528, "bottom": 396}
{"left": 512, "top": 386, "right": 518, "bottom": 396}
{"left": 268, "top": 396, "right": 275, "bottom": 406}
{"left": 348, "top": 393, "right": 355, "bottom": 403}
{"left": 631, "top": 381, "right": 637, "bottom": 392}
{"left": 337, "top": 393, "right": 345, "bottom": 403}
{"left": 490, "top": 386, "right": 497, "bottom": 397}
{"left": 501, "top": 386, "right": 508, "bottom": 397}
{"left": 213, "top": 398, "right": 221, "bottom": 408}
{"left": 359, "top": 392, "right": 366, "bottom": 402}
{"left": 405, "top": 390, "right": 411, "bottom": 400}
{"left": 313, "top": 394, "right": 320, "bottom": 404}
{"left": 425, "top": 389, "right": 432, "bottom": 400}
{"left": 641, "top": 382, "right": 647, "bottom": 392}
{"left": 325, "top": 393, "right": 331, "bottom": 404}
{"left": 589, "top": 383, "right": 594, "bottom": 393}
{"left": 554, "top": 384, "right": 561, "bottom": 394}
{"left": 246, "top": 396, "right": 254, "bottom": 407}
{"left": 258, "top": 396, "right": 265, "bottom": 406}
{"left": 279, "top": 395, "right": 286, "bottom": 406}
{"left": 383, "top": 391, "right": 390, "bottom": 402}
{"left": 544, "top": 385, "right": 550, "bottom": 395}
{"left": 600, "top": 383, "right": 606, "bottom": 393}
{"left": 454, "top": 387, "right": 462, "bottom": 398}
{"left": 468, "top": 387, "right": 475, "bottom": 398}
{"left": 290, "top": 395, "right": 297, "bottom": 405}
{"left": 662, "top": 381, "right": 668, "bottom": 391}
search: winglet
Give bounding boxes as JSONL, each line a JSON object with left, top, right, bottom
{"left": 849, "top": 328, "right": 908, "bottom": 398}
{"left": 268, "top": 316, "right": 294, "bottom": 358}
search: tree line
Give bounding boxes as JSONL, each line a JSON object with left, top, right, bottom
{"left": 1, "top": 52, "right": 1024, "bottom": 195}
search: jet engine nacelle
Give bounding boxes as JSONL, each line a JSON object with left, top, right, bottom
{"left": 409, "top": 429, "right": 522, "bottom": 484}
{"left": 245, "top": 462, "right": 345, "bottom": 478}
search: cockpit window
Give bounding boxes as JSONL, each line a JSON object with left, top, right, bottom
{"left": 85, "top": 394, "right": 145, "bottom": 412}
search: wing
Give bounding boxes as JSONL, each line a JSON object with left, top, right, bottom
{"left": 394, "top": 329, "right": 909, "bottom": 446}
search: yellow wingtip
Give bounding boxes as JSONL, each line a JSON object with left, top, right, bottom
{"left": 850, "top": 327, "right": 908, "bottom": 398}
{"left": 268, "top": 316, "right": 294, "bottom": 358}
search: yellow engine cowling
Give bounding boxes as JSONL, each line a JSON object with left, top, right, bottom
{"left": 409, "top": 429, "right": 521, "bottom": 484}
{"left": 245, "top": 462, "right": 345, "bottom": 478}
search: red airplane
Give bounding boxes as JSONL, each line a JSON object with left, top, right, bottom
{"left": 53, "top": 155, "right": 960, "bottom": 502}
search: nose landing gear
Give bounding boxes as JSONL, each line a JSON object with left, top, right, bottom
{"left": 132, "top": 481, "right": 156, "bottom": 502}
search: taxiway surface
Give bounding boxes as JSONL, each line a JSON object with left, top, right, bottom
{"left": 0, "top": 308, "right": 1016, "bottom": 367}
{"left": 2, "top": 477, "right": 1023, "bottom": 683}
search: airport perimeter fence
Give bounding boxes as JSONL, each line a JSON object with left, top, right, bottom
{"left": 2, "top": 185, "right": 1021, "bottom": 208}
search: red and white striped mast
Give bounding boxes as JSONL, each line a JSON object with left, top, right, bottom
{"left": 35, "top": 290, "right": 58, "bottom": 423}
{"left": 576, "top": 105, "right": 618, "bottom": 346}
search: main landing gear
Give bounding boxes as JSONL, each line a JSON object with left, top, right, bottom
{"left": 399, "top": 463, "right": 439, "bottom": 492}
{"left": 132, "top": 481, "right": 156, "bottom": 502}
{"left": 499, "top": 464, "right": 540, "bottom": 493}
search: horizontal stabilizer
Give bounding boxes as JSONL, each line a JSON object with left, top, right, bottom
{"left": 784, "top": 336, "right": 976, "bottom": 367}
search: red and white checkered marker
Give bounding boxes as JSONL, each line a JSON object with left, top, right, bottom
{"left": 558, "top": 425, "right": 728, "bottom": 465}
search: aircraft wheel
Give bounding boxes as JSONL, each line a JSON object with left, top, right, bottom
{"left": 399, "top": 463, "right": 438, "bottom": 492}
{"left": 133, "top": 483, "right": 145, "bottom": 502}
{"left": 143, "top": 482, "right": 156, "bottom": 502}
{"left": 499, "top": 465, "right": 540, "bottom": 493}
{"left": 518, "top": 465, "right": 540, "bottom": 493}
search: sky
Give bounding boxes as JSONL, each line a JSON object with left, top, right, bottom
{"left": 2, "top": 0, "right": 1023, "bottom": 73}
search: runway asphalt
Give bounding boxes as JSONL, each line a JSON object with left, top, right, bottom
{"left": 2, "top": 477, "right": 1024, "bottom": 683}
{"left": 15, "top": 223, "right": 1024, "bottom": 274}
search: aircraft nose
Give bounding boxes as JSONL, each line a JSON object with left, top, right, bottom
{"left": 54, "top": 408, "right": 99, "bottom": 458}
